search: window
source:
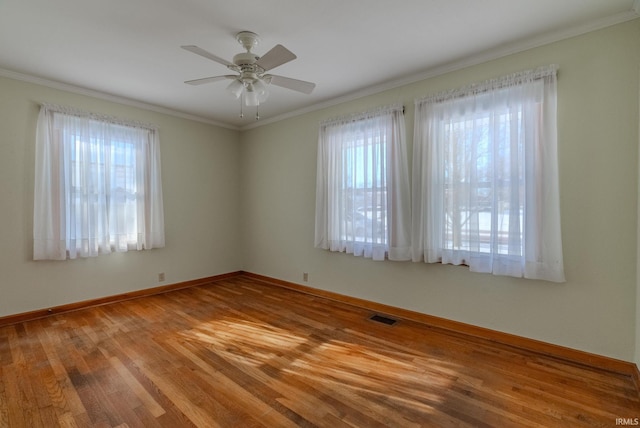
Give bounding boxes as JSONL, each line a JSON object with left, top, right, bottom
{"left": 34, "top": 104, "right": 165, "bottom": 260}
{"left": 411, "top": 66, "right": 565, "bottom": 282}
{"left": 441, "top": 110, "right": 523, "bottom": 255}
{"left": 315, "top": 104, "right": 410, "bottom": 261}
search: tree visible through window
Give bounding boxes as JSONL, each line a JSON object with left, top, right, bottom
{"left": 411, "top": 66, "right": 565, "bottom": 282}
{"left": 442, "top": 110, "right": 525, "bottom": 256}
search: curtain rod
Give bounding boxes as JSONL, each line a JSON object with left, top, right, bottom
{"left": 320, "top": 103, "right": 404, "bottom": 127}
{"left": 415, "top": 64, "right": 558, "bottom": 105}
{"left": 40, "top": 102, "right": 158, "bottom": 131}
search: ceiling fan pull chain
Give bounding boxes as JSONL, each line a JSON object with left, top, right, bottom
{"left": 239, "top": 94, "right": 244, "bottom": 118}
{"left": 256, "top": 105, "right": 260, "bottom": 121}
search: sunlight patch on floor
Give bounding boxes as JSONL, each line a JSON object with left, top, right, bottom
{"left": 179, "top": 316, "right": 464, "bottom": 417}
{"left": 179, "top": 317, "right": 310, "bottom": 367}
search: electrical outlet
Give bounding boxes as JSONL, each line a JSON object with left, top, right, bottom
{"left": 303, "top": 272, "right": 309, "bottom": 282}
{"left": 158, "top": 272, "right": 165, "bottom": 282}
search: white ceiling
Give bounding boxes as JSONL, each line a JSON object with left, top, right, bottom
{"left": 0, "top": 0, "right": 638, "bottom": 129}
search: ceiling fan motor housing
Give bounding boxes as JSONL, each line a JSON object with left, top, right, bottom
{"left": 233, "top": 52, "right": 259, "bottom": 67}
{"left": 232, "top": 53, "right": 263, "bottom": 84}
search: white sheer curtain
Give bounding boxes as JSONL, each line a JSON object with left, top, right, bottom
{"left": 34, "top": 104, "right": 165, "bottom": 260}
{"left": 411, "top": 66, "right": 565, "bottom": 282}
{"left": 315, "top": 104, "right": 410, "bottom": 261}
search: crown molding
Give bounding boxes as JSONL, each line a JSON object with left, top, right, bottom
{"left": 0, "top": 68, "right": 240, "bottom": 131}
{"left": 241, "top": 9, "right": 640, "bottom": 131}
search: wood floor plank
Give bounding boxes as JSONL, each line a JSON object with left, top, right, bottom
{"left": 165, "top": 338, "right": 300, "bottom": 428}
{"left": 0, "top": 275, "right": 638, "bottom": 427}
{"left": 107, "top": 356, "right": 165, "bottom": 418}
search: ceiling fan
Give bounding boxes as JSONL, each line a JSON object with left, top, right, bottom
{"left": 181, "top": 31, "right": 315, "bottom": 118}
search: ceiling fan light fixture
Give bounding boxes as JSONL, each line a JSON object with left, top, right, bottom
{"left": 245, "top": 87, "right": 260, "bottom": 106}
{"left": 253, "top": 78, "right": 269, "bottom": 103}
{"left": 226, "top": 79, "right": 244, "bottom": 98}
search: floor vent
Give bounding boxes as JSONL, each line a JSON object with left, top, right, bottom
{"left": 370, "top": 314, "right": 397, "bottom": 326}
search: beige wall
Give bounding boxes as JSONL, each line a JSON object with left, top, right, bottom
{"left": 0, "top": 76, "right": 243, "bottom": 317}
{"left": 240, "top": 20, "right": 640, "bottom": 362}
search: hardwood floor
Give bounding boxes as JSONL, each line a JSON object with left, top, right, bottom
{"left": 0, "top": 275, "right": 638, "bottom": 427}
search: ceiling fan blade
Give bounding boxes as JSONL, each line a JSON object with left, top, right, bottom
{"left": 181, "top": 45, "right": 234, "bottom": 67}
{"left": 184, "top": 75, "right": 236, "bottom": 85}
{"left": 266, "top": 75, "right": 316, "bottom": 94}
{"left": 255, "top": 45, "right": 296, "bottom": 71}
